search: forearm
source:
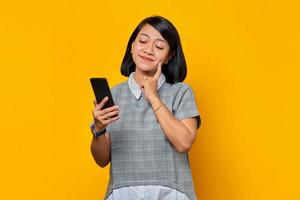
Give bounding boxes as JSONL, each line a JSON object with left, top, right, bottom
{"left": 90, "top": 133, "right": 111, "bottom": 167}
{"left": 149, "top": 96, "right": 195, "bottom": 153}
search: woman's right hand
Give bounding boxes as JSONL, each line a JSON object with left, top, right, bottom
{"left": 92, "top": 97, "right": 119, "bottom": 131}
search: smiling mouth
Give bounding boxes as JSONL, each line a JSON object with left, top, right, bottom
{"left": 139, "top": 55, "right": 154, "bottom": 62}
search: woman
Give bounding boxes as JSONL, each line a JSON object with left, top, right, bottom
{"left": 90, "top": 16, "right": 201, "bottom": 200}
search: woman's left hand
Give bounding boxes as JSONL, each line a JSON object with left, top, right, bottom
{"left": 140, "top": 62, "right": 162, "bottom": 102}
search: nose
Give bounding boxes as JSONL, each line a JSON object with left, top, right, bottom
{"left": 143, "top": 43, "right": 154, "bottom": 55}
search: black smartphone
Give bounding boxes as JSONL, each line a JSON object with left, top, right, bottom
{"left": 90, "top": 78, "right": 115, "bottom": 109}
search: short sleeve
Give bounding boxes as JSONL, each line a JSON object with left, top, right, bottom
{"left": 173, "top": 84, "right": 201, "bottom": 129}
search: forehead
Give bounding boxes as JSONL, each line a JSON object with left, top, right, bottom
{"left": 137, "top": 24, "right": 166, "bottom": 42}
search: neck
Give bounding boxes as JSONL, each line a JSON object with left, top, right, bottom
{"left": 133, "top": 68, "right": 156, "bottom": 86}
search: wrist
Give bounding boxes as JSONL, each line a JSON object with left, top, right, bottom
{"left": 91, "top": 124, "right": 106, "bottom": 138}
{"left": 93, "top": 122, "right": 105, "bottom": 132}
{"left": 149, "top": 96, "right": 162, "bottom": 110}
{"left": 148, "top": 95, "right": 160, "bottom": 105}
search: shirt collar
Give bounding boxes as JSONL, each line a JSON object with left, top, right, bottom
{"left": 128, "top": 72, "right": 166, "bottom": 100}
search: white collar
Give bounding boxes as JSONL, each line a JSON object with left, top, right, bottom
{"left": 128, "top": 72, "right": 166, "bottom": 100}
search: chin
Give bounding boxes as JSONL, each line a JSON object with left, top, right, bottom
{"left": 136, "top": 62, "right": 156, "bottom": 70}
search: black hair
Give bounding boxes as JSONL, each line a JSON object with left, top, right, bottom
{"left": 120, "top": 15, "right": 187, "bottom": 84}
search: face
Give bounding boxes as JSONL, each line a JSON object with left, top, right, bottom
{"left": 131, "top": 23, "right": 171, "bottom": 74}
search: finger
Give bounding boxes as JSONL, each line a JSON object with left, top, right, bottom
{"left": 154, "top": 62, "right": 162, "bottom": 80}
{"left": 93, "top": 109, "right": 103, "bottom": 118}
{"left": 108, "top": 115, "right": 120, "bottom": 123}
{"left": 103, "top": 110, "right": 119, "bottom": 119}
{"left": 96, "top": 96, "right": 109, "bottom": 110}
{"left": 101, "top": 114, "right": 119, "bottom": 125}
{"left": 93, "top": 99, "right": 97, "bottom": 107}
{"left": 101, "top": 105, "right": 119, "bottom": 115}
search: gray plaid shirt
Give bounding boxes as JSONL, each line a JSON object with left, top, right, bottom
{"left": 104, "top": 73, "right": 200, "bottom": 200}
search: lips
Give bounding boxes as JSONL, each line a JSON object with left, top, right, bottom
{"left": 139, "top": 55, "right": 154, "bottom": 62}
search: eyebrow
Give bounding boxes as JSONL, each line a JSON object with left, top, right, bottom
{"left": 139, "top": 33, "right": 167, "bottom": 43}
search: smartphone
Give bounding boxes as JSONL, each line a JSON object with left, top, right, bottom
{"left": 90, "top": 78, "right": 115, "bottom": 109}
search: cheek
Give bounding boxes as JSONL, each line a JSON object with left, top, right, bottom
{"left": 131, "top": 50, "right": 141, "bottom": 64}
{"left": 131, "top": 53, "right": 138, "bottom": 63}
{"left": 131, "top": 47, "right": 140, "bottom": 60}
{"left": 132, "top": 44, "right": 143, "bottom": 53}
{"left": 157, "top": 51, "right": 169, "bottom": 61}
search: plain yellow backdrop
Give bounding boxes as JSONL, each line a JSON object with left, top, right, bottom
{"left": 0, "top": 0, "right": 299, "bottom": 199}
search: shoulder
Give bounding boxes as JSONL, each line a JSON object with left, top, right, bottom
{"left": 166, "top": 82, "right": 194, "bottom": 96}
{"left": 110, "top": 80, "right": 129, "bottom": 94}
{"left": 170, "top": 82, "right": 191, "bottom": 91}
{"left": 160, "top": 82, "right": 196, "bottom": 104}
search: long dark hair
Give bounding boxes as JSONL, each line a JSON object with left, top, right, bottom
{"left": 120, "top": 16, "right": 187, "bottom": 84}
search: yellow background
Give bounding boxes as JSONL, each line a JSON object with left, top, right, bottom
{"left": 1, "top": 0, "right": 299, "bottom": 199}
